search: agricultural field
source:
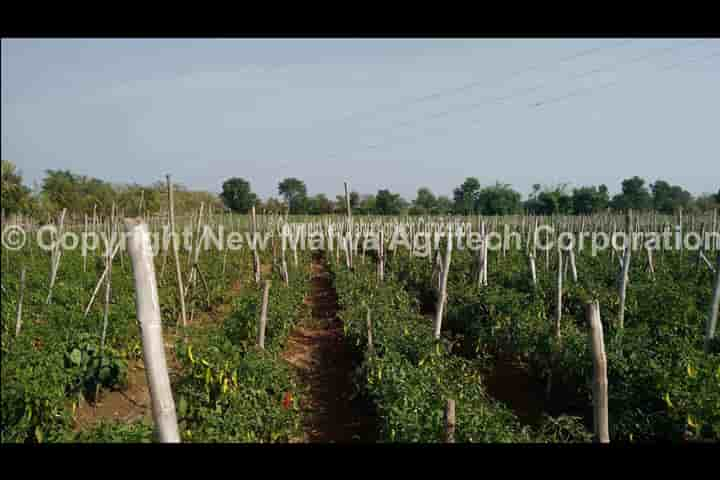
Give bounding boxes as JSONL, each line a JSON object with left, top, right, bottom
{"left": 2, "top": 207, "right": 718, "bottom": 443}
{"left": 2, "top": 38, "right": 719, "bottom": 445}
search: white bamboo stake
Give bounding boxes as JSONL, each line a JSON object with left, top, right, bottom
{"left": 568, "top": 245, "right": 578, "bottom": 283}
{"left": 83, "top": 241, "right": 122, "bottom": 317}
{"left": 556, "top": 243, "right": 563, "bottom": 340}
{"left": 258, "top": 280, "right": 271, "bottom": 350}
{"left": 166, "top": 175, "right": 187, "bottom": 329}
{"left": 705, "top": 254, "right": 720, "bottom": 353}
{"left": 124, "top": 219, "right": 180, "bottom": 443}
{"left": 618, "top": 212, "right": 633, "bottom": 330}
{"left": 251, "top": 206, "right": 261, "bottom": 284}
{"left": 15, "top": 267, "right": 26, "bottom": 337}
{"left": 529, "top": 253, "right": 537, "bottom": 287}
{"left": 434, "top": 227, "right": 452, "bottom": 340}
{"left": 587, "top": 300, "right": 609, "bottom": 443}
{"left": 46, "top": 208, "right": 67, "bottom": 305}
{"left": 378, "top": 229, "right": 385, "bottom": 283}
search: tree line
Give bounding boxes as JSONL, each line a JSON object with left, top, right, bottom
{"left": 2, "top": 160, "right": 718, "bottom": 218}
{"left": 221, "top": 175, "right": 719, "bottom": 216}
{"left": 1, "top": 161, "right": 222, "bottom": 218}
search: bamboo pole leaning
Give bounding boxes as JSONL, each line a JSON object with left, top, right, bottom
{"left": 434, "top": 227, "right": 453, "bottom": 340}
{"left": 124, "top": 218, "right": 180, "bottom": 443}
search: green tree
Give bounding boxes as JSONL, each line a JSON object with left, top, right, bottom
{"left": 1, "top": 160, "right": 32, "bottom": 215}
{"left": 452, "top": 177, "right": 481, "bottom": 214}
{"left": 435, "top": 195, "right": 453, "bottom": 215}
{"left": 42, "top": 169, "right": 116, "bottom": 215}
{"left": 650, "top": 180, "right": 693, "bottom": 214}
{"left": 572, "top": 185, "right": 609, "bottom": 214}
{"left": 220, "top": 177, "right": 257, "bottom": 213}
{"left": 476, "top": 183, "right": 522, "bottom": 215}
{"left": 375, "top": 189, "right": 407, "bottom": 215}
{"left": 350, "top": 191, "right": 360, "bottom": 210}
{"left": 357, "top": 194, "right": 376, "bottom": 215}
{"left": 411, "top": 187, "right": 437, "bottom": 214}
{"left": 307, "top": 194, "right": 334, "bottom": 215}
{"left": 611, "top": 176, "right": 652, "bottom": 211}
{"left": 525, "top": 184, "right": 572, "bottom": 215}
{"left": 116, "top": 184, "right": 162, "bottom": 216}
{"left": 278, "top": 177, "right": 308, "bottom": 214}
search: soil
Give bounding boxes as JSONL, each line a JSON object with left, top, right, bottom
{"left": 282, "top": 253, "right": 377, "bottom": 443}
{"left": 73, "top": 276, "right": 242, "bottom": 432}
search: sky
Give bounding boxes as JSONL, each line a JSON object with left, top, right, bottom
{"left": 2, "top": 38, "right": 719, "bottom": 201}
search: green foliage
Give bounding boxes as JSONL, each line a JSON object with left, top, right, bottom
{"left": 385, "top": 242, "right": 720, "bottom": 442}
{"left": 611, "top": 176, "right": 653, "bottom": 211}
{"left": 1, "top": 160, "right": 33, "bottom": 215}
{"left": 278, "top": 177, "right": 307, "bottom": 214}
{"left": 651, "top": 180, "right": 693, "bottom": 214}
{"left": 476, "top": 182, "right": 522, "bottom": 215}
{"left": 220, "top": 177, "right": 257, "bottom": 213}
{"left": 329, "top": 261, "right": 583, "bottom": 443}
{"left": 453, "top": 177, "right": 482, "bottom": 215}
{"left": 375, "top": 189, "right": 407, "bottom": 215}
{"left": 572, "top": 185, "right": 609, "bottom": 214}
{"left": 173, "top": 269, "right": 309, "bottom": 442}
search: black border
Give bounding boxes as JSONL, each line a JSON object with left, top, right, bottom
{"left": 2, "top": 5, "right": 719, "bottom": 38}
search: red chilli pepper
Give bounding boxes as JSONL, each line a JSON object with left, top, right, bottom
{"left": 282, "top": 392, "right": 293, "bottom": 409}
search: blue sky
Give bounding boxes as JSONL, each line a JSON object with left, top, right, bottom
{"left": 2, "top": 38, "right": 718, "bottom": 201}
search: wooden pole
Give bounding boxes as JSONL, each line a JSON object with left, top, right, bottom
{"left": 444, "top": 399, "right": 456, "bottom": 443}
{"left": 366, "top": 303, "right": 374, "bottom": 356}
{"left": 586, "top": 300, "right": 609, "bottom": 443}
{"left": 124, "top": 218, "right": 180, "bottom": 443}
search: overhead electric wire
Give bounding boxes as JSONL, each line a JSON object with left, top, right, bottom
{"left": 329, "top": 43, "right": 718, "bottom": 159}
{"left": 338, "top": 39, "right": 636, "bottom": 124}
{"left": 531, "top": 49, "right": 720, "bottom": 108}
{"left": 355, "top": 39, "right": 707, "bottom": 136}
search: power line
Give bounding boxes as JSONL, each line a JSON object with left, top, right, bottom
{"left": 531, "top": 49, "right": 720, "bottom": 108}
{"left": 337, "top": 39, "right": 636, "bottom": 124}
{"left": 363, "top": 40, "right": 707, "bottom": 134}
{"left": 330, "top": 45, "right": 718, "bottom": 159}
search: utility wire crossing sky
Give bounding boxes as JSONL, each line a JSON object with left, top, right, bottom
{"left": 2, "top": 38, "right": 718, "bottom": 200}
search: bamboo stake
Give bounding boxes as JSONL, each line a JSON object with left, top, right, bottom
{"left": 587, "top": 300, "right": 609, "bottom": 443}
{"left": 15, "top": 267, "right": 26, "bottom": 337}
{"left": 556, "top": 243, "right": 563, "bottom": 340}
{"left": 258, "top": 280, "right": 271, "bottom": 350}
{"left": 366, "top": 303, "right": 374, "bottom": 356}
{"left": 434, "top": 227, "right": 452, "bottom": 340}
{"left": 618, "top": 212, "right": 633, "bottom": 330}
{"left": 46, "top": 208, "right": 67, "bottom": 305}
{"left": 444, "top": 399, "right": 456, "bottom": 443}
{"left": 124, "top": 218, "right": 180, "bottom": 443}
{"left": 705, "top": 254, "right": 720, "bottom": 353}
{"left": 251, "top": 206, "right": 261, "bottom": 284}
{"left": 166, "top": 175, "right": 187, "bottom": 329}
